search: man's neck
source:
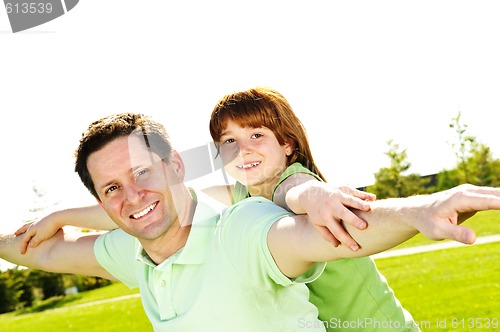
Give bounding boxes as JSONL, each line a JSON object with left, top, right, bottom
{"left": 142, "top": 187, "right": 197, "bottom": 264}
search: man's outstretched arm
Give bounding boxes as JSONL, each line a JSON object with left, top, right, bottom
{"left": 0, "top": 228, "right": 116, "bottom": 280}
{"left": 269, "top": 184, "right": 500, "bottom": 278}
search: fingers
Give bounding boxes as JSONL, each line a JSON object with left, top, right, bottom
{"left": 15, "top": 221, "right": 37, "bottom": 254}
{"left": 326, "top": 200, "right": 368, "bottom": 229}
{"left": 324, "top": 219, "right": 360, "bottom": 252}
{"left": 14, "top": 223, "right": 31, "bottom": 236}
{"left": 18, "top": 226, "right": 37, "bottom": 254}
{"left": 339, "top": 186, "right": 376, "bottom": 202}
{"left": 439, "top": 189, "right": 500, "bottom": 222}
{"left": 460, "top": 191, "right": 500, "bottom": 211}
{"left": 456, "top": 184, "right": 500, "bottom": 197}
{"left": 314, "top": 225, "right": 340, "bottom": 247}
{"left": 438, "top": 222, "right": 477, "bottom": 245}
{"left": 339, "top": 209, "right": 368, "bottom": 230}
{"left": 20, "top": 233, "right": 33, "bottom": 254}
{"left": 339, "top": 193, "right": 372, "bottom": 213}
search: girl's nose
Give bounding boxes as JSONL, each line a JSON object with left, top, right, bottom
{"left": 237, "top": 140, "right": 252, "bottom": 154}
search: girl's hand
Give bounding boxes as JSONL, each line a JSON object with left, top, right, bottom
{"left": 288, "top": 182, "right": 375, "bottom": 251}
{"left": 14, "top": 214, "right": 62, "bottom": 254}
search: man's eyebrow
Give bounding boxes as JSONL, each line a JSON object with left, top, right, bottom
{"left": 97, "top": 166, "right": 140, "bottom": 192}
{"left": 97, "top": 179, "right": 115, "bottom": 193}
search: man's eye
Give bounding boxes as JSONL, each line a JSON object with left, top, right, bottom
{"left": 105, "top": 185, "right": 119, "bottom": 195}
{"left": 134, "top": 168, "right": 150, "bottom": 181}
{"left": 138, "top": 169, "right": 149, "bottom": 176}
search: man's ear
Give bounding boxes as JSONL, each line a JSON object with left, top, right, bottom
{"left": 168, "top": 150, "right": 186, "bottom": 182}
{"left": 96, "top": 197, "right": 104, "bottom": 208}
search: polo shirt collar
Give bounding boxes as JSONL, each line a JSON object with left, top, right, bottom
{"left": 135, "top": 189, "right": 223, "bottom": 267}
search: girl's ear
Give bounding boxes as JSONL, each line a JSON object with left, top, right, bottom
{"left": 285, "top": 138, "right": 295, "bottom": 156}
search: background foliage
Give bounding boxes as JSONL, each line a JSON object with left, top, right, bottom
{"left": 368, "top": 112, "right": 500, "bottom": 198}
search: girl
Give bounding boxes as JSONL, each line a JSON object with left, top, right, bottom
{"left": 17, "top": 87, "right": 418, "bottom": 331}
{"left": 206, "top": 87, "right": 417, "bottom": 331}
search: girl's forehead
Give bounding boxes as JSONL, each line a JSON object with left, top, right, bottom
{"left": 221, "top": 120, "right": 267, "bottom": 133}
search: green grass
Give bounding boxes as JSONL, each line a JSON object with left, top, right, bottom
{"left": 375, "top": 242, "right": 500, "bottom": 331}
{"left": 18, "top": 282, "right": 141, "bottom": 314}
{"left": 0, "top": 283, "right": 151, "bottom": 332}
{"left": 0, "top": 211, "right": 498, "bottom": 331}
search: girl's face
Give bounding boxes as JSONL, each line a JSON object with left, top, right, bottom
{"left": 218, "top": 120, "right": 293, "bottom": 192}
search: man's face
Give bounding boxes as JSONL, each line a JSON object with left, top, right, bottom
{"left": 87, "top": 135, "right": 184, "bottom": 242}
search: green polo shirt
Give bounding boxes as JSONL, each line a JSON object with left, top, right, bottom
{"left": 95, "top": 191, "right": 327, "bottom": 331}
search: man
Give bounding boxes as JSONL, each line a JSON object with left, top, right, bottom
{"left": 1, "top": 112, "right": 499, "bottom": 331}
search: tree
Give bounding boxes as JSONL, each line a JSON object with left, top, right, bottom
{"left": 29, "top": 270, "right": 65, "bottom": 300}
{"left": 64, "top": 274, "right": 112, "bottom": 292}
{"left": 368, "top": 140, "right": 431, "bottom": 199}
{"left": 7, "top": 268, "right": 34, "bottom": 309}
{"left": 0, "top": 272, "right": 18, "bottom": 313}
{"left": 448, "top": 111, "right": 476, "bottom": 184}
{"left": 436, "top": 111, "right": 500, "bottom": 189}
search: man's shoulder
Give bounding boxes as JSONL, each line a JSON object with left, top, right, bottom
{"left": 227, "top": 196, "right": 279, "bottom": 211}
{"left": 221, "top": 197, "right": 292, "bottom": 226}
{"left": 96, "top": 228, "right": 137, "bottom": 249}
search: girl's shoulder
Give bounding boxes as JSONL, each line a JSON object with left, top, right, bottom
{"left": 201, "top": 184, "right": 234, "bottom": 206}
{"left": 280, "top": 162, "right": 322, "bottom": 182}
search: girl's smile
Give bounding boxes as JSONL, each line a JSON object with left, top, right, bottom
{"left": 218, "top": 120, "right": 293, "bottom": 196}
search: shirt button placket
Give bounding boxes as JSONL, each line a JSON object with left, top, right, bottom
{"left": 157, "top": 264, "right": 176, "bottom": 320}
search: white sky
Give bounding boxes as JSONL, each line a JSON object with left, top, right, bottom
{"left": 1, "top": 0, "right": 499, "bottom": 237}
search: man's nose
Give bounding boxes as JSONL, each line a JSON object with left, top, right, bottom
{"left": 124, "top": 182, "right": 144, "bottom": 204}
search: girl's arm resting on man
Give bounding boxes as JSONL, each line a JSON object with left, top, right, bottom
{"left": 16, "top": 204, "right": 117, "bottom": 254}
{"left": 1, "top": 228, "right": 116, "bottom": 280}
{"left": 268, "top": 184, "right": 500, "bottom": 279}
{"left": 274, "top": 173, "right": 375, "bottom": 250}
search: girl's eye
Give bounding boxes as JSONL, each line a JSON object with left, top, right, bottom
{"left": 223, "top": 138, "right": 235, "bottom": 144}
{"left": 251, "top": 133, "right": 263, "bottom": 139}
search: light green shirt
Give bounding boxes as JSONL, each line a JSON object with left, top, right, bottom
{"left": 95, "top": 191, "right": 327, "bottom": 331}
{"left": 232, "top": 162, "right": 419, "bottom": 332}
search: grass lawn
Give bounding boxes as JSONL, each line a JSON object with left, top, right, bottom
{"left": 0, "top": 283, "right": 151, "bottom": 332}
{"left": 375, "top": 242, "right": 500, "bottom": 331}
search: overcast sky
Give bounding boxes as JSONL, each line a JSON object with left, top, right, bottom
{"left": 1, "top": 0, "right": 499, "bottom": 238}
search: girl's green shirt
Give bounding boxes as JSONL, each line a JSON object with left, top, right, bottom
{"left": 231, "top": 162, "right": 419, "bottom": 332}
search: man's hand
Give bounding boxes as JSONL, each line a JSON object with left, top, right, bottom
{"left": 408, "top": 184, "right": 500, "bottom": 244}
{"left": 270, "top": 183, "right": 500, "bottom": 278}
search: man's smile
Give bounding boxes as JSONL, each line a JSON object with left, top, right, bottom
{"left": 131, "top": 201, "right": 158, "bottom": 220}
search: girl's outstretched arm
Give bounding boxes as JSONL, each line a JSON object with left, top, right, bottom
{"left": 15, "top": 204, "right": 116, "bottom": 254}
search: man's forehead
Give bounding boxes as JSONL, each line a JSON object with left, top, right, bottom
{"left": 88, "top": 135, "right": 160, "bottom": 171}
{"left": 127, "top": 134, "right": 160, "bottom": 166}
